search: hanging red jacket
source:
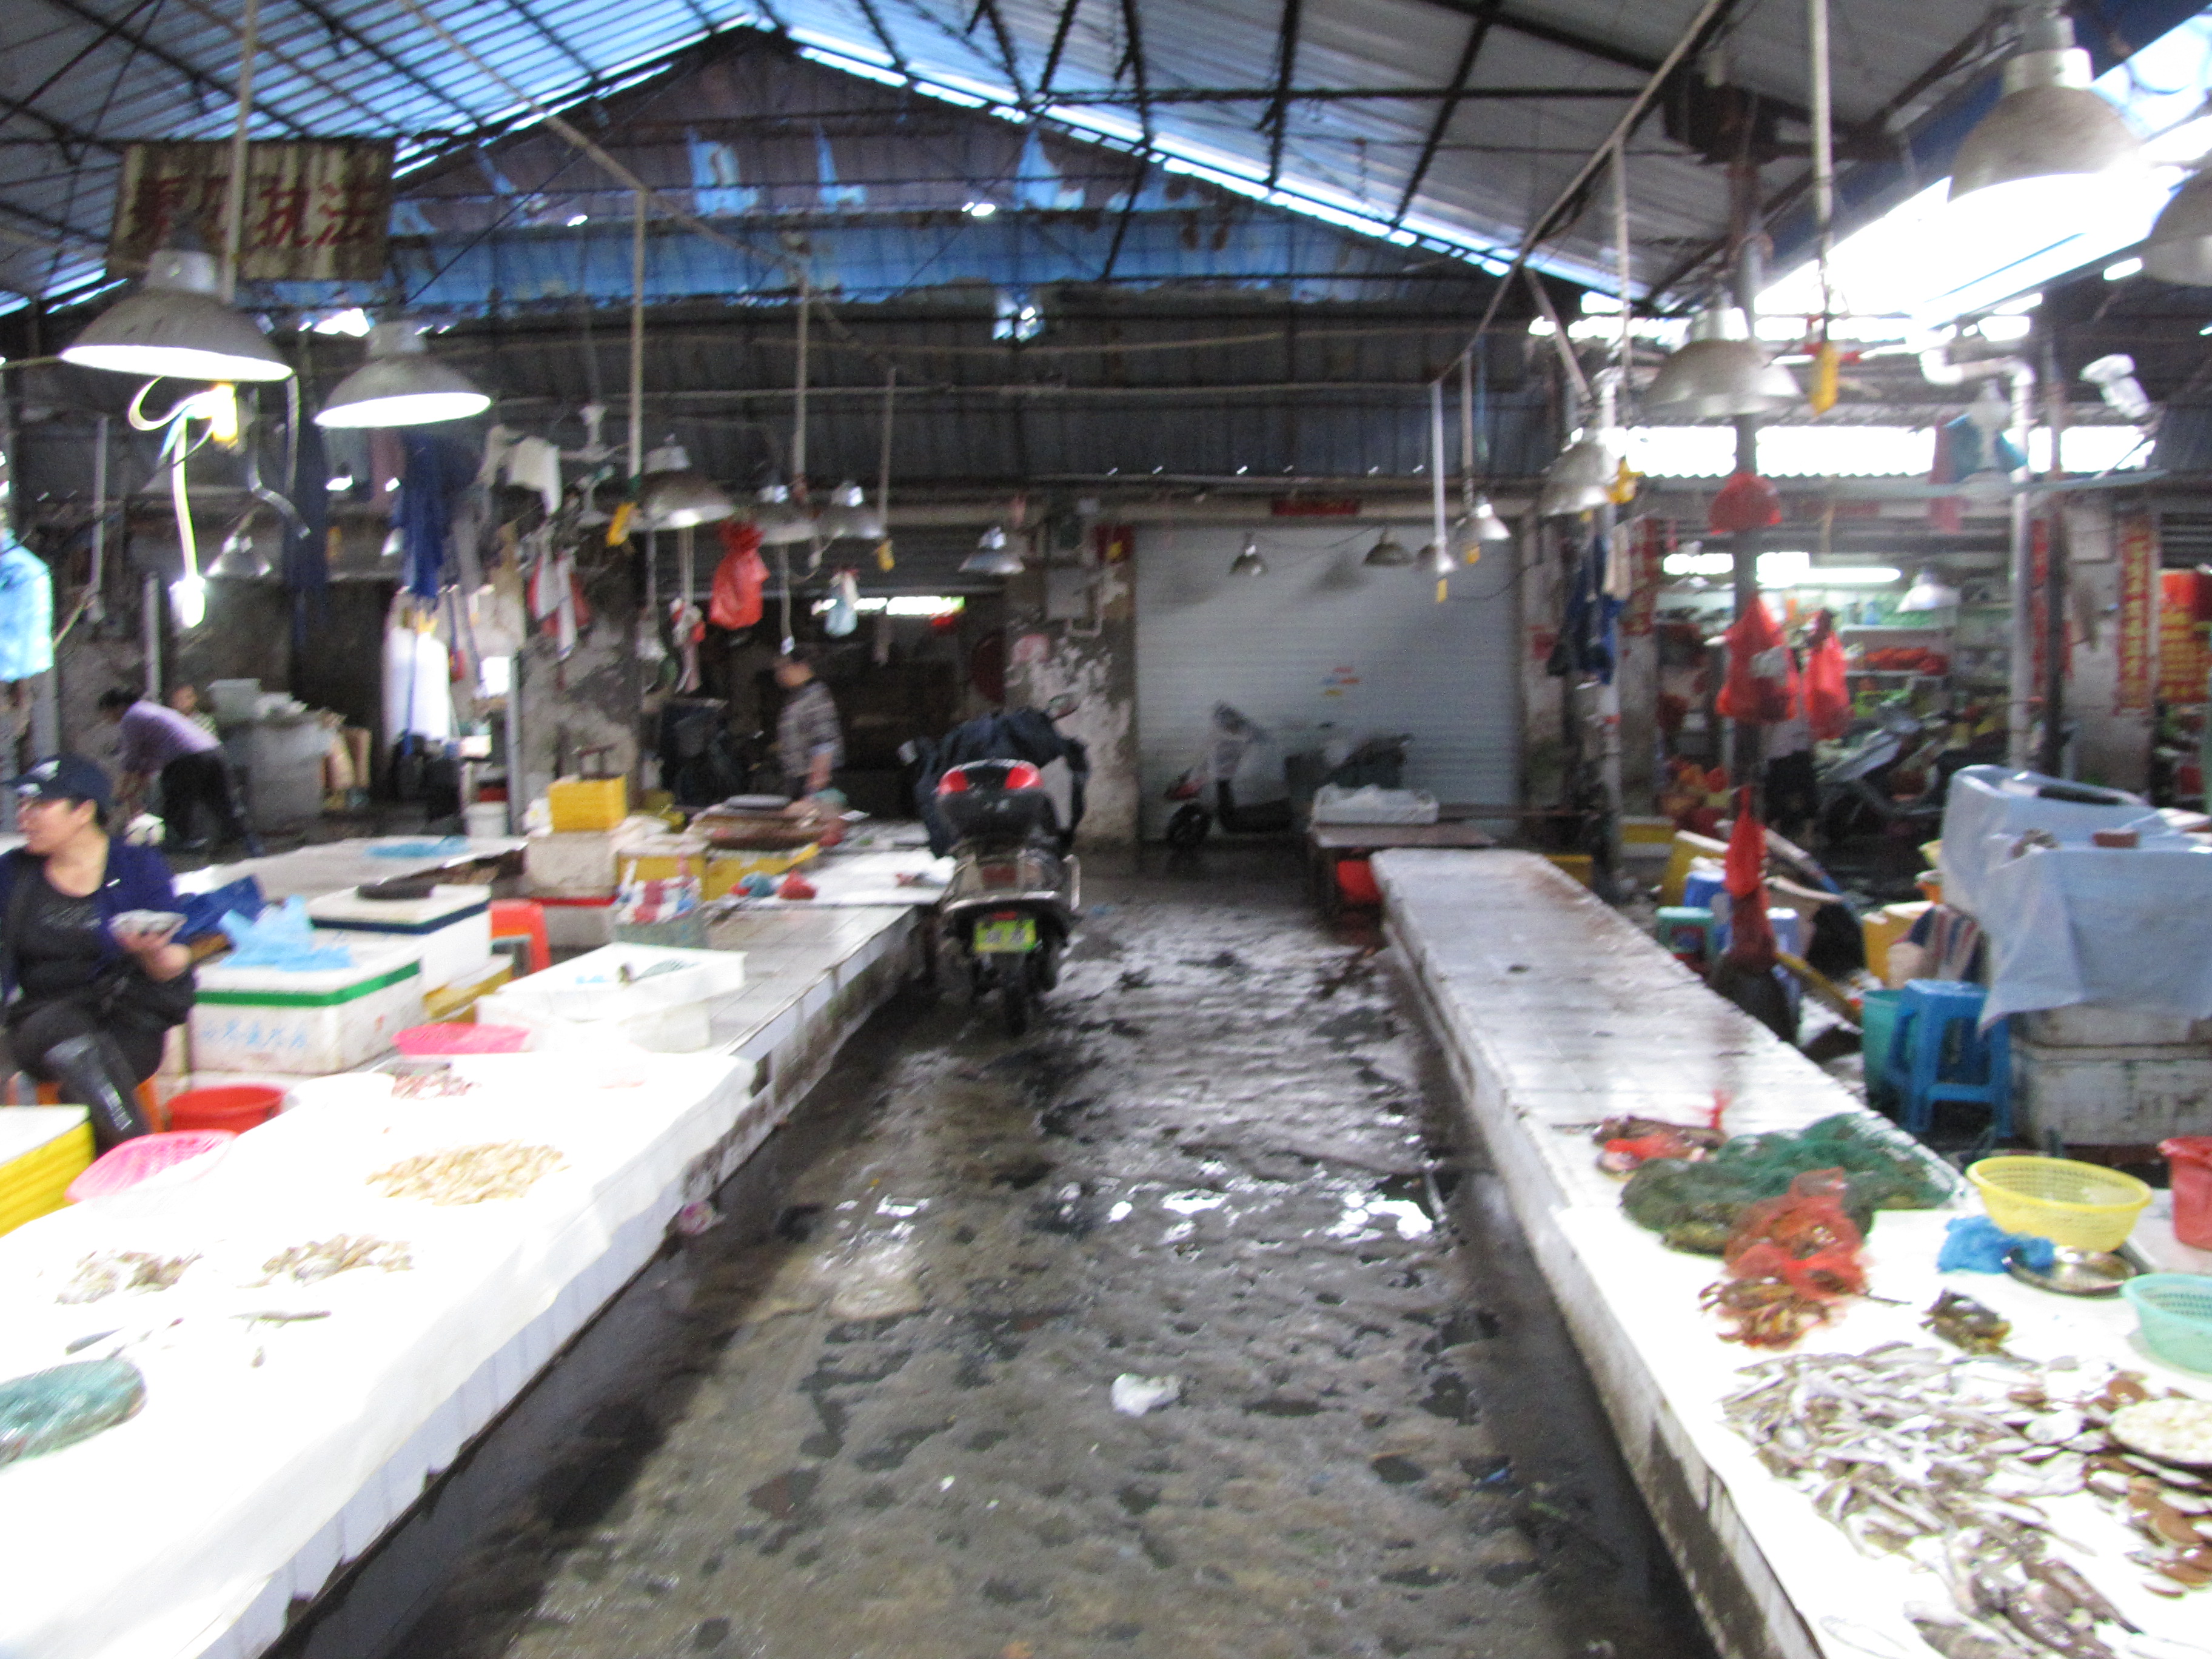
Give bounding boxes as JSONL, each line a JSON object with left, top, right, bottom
{"left": 709, "top": 521, "right": 768, "bottom": 630}
{"left": 1715, "top": 592, "right": 1798, "bottom": 725}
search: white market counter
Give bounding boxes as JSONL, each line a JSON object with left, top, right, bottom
{"left": 0, "top": 899, "right": 924, "bottom": 1659}
{"left": 1373, "top": 848, "right": 2211, "bottom": 1659}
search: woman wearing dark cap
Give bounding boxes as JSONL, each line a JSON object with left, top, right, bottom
{"left": 0, "top": 754, "right": 195, "bottom": 1148}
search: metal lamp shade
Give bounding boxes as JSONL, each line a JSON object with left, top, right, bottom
{"left": 317, "top": 322, "right": 489, "bottom": 428}
{"left": 1948, "top": 41, "right": 2148, "bottom": 241}
{"left": 1229, "top": 534, "right": 1267, "bottom": 577}
{"left": 1643, "top": 309, "right": 1800, "bottom": 420}
{"left": 1419, "top": 540, "right": 1456, "bottom": 578}
{"left": 1362, "top": 532, "right": 1413, "bottom": 568}
{"left": 640, "top": 443, "right": 734, "bottom": 529}
{"left": 1539, "top": 436, "right": 1617, "bottom": 517}
{"left": 62, "top": 250, "right": 293, "bottom": 383}
{"left": 961, "top": 525, "right": 1025, "bottom": 576}
{"left": 2145, "top": 168, "right": 2212, "bottom": 286}
{"left": 1468, "top": 496, "right": 1513, "bottom": 548}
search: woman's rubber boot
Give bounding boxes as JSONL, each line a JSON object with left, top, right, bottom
{"left": 47, "top": 1032, "right": 151, "bottom": 1151}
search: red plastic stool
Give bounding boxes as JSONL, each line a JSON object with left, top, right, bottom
{"left": 489, "top": 899, "right": 551, "bottom": 976}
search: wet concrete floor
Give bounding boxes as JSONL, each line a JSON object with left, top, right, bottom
{"left": 380, "top": 849, "right": 1718, "bottom": 1659}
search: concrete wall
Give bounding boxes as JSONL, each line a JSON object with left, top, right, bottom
{"left": 2066, "top": 497, "right": 2153, "bottom": 792}
{"left": 1004, "top": 538, "right": 1139, "bottom": 846}
{"left": 514, "top": 613, "right": 643, "bottom": 811}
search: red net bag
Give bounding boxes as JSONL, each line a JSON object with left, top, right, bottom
{"left": 1802, "top": 612, "right": 1851, "bottom": 740}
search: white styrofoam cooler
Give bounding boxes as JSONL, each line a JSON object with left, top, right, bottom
{"left": 477, "top": 943, "right": 745, "bottom": 1053}
{"left": 526, "top": 830, "right": 618, "bottom": 898}
{"left": 304, "top": 885, "right": 492, "bottom": 991}
{"left": 2012, "top": 1036, "right": 2212, "bottom": 1146}
{"left": 191, "top": 940, "right": 426, "bottom": 1074}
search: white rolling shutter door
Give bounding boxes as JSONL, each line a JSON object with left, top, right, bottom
{"left": 1134, "top": 524, "right": 1521, "bottom": 837}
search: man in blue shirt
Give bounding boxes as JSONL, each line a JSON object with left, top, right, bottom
{"left": 97, "top": 686, "right": 257, "bottom": 855}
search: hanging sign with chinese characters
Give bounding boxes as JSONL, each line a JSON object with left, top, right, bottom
{"left": 109, "top": 141, "right": 395, "bottom": 283}
{"left": 2114, "top": 506, "right": 2158, "bottom": 713}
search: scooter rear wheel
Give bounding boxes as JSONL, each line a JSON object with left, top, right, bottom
{"left": 1165, "top": 804, "right": 1211, "bottom": 850}
{"left": 1000, "top": 961, "right": 1036, "bottom": 1036}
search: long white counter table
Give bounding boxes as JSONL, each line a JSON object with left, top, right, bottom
{"left": 0, "top": 900, "right": 921, "bottom": 1659}
{"left": 1373, "top": 849, "right": 2208, "bottom": 1659}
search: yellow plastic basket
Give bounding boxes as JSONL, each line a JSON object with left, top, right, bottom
{"left": 1968, "top": 1156, "right": 2151, "bottom": 1252}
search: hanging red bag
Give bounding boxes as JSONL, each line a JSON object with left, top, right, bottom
{"left": 1722, "top": 786, "right": 1777, "bottom": 972}
{"left": 1802, "top": 611, "right": 1851, "bottom": 740}
{"left": 1708, "top": 471, "right": 1781, "bottom": 534}
{"left": 709, "top": 521, "right": 768, "bottom": 630}
{"left": 1715, "top": 592, "right": 1798, "bottom": 725}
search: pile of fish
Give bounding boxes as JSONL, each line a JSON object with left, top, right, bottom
{"left": 55, "top": 1251, "right": 197, "bottom": 1304}
{"left": 2094, "top": 1391, "right": 2212, "bottom": 1598}
{"left": 253, "top": 1235, "right": 413, "bottom": 1285}
{"left": 1721, "top": 1342, "right": 2211, "bottom": 1657}
{"left": 390, "top": 1071, "right": 478, "bottom": 1100}
{"left": 368, "top": 1141, "right": 563, "bottom": 1205}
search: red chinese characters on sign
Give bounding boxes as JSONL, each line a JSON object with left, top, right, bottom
{"left": 1620, "top": 515, "right": 1666, "bottom": 637}
{"left": 2114, "top": 507, "right": 2158, "bottom": 712}
{"left": 2159, "top": 571, "right": 2211, "bottom": 706}
{"left": 111, "top": 141, "right": 394, "bottom": 283}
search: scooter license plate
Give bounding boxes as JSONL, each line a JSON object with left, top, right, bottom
{"left": 973, "top": 916, "right": 1038, "bottom": 954}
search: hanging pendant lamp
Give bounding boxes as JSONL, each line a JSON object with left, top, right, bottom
{"left": 823, "top": 480, "right": 885, "bottom": 541}
{"left": 640, "top": 442, "right": 734, "bottom": 530}
{"left": 63, "top": 250, "right": 293, "bottom": 383}
{"left": 961, "top": 524, "right": 1025, "bottom": 577}
{"left": 1229, "top": 533, "right": 1267, "bottom": 577}
{"left": 1466, "top": 495, "right": 1512, "bottom": 551}
{"left": 315, "top": 321, "right": 489, "bottom": 428}
{"left": 1946, "top": 1, "right": 2150, "bottom": 242}
{"left": 210, "top": 514, "right": 272, "bottom": 579}
{"left": 752, "top": 480, "right": 811, "bottom": 545}
{"left": 1539, "top": 432, "right": 1618, "bottom": 517}
{"left": 1361, "top": 530, "right": 1412, "bottom": 568}
{"left": 1419, "top": 539, "right": 1456, "bottom": 578}
{"left": 2143, "top": 164, "right": 2212, "bottom": 285}
{"left": 1643, "top": 307, "right": 1801, "bottom": 421}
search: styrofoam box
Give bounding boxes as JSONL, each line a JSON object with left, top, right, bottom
{"left": 477, "top": 943, "right": 746, "bottom": 1054}
{"left": 526, "top": 830, "right": 618, "bottom": 898}
{"left": 2019, "top": 1003, "right": 2212, "bottom": 1048}
{"left": 191, "top": 940, "right": 426, "bottom": 1075}
{"left": 2013, "top": 1036, "right": 2212, "bottom": 1146}
{"left": 305, "top": 885, "right": 494, "bottom": 991}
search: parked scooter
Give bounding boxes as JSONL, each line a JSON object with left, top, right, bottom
{"left": 1164, "top": 704, "right": 1412, "bottom": 848}
{"left": 934, "top": 758, "right": 1081, "bottom": 1036}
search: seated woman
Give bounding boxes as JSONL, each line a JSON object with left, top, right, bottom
{"left": 0, "top": 756, "right": 195, "bottom": 1148}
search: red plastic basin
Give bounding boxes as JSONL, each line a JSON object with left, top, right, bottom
{"left": 166, "top": 1084, "right": 284, "bottom": 1134}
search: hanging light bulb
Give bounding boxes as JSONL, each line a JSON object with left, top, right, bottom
{"left": 1945, "top": 0, "right": 2152, "bottom": 246}
{"left": 210, "top": 514, "right": 272, "bottom": 579}
{"left": 1642, "top": 307, "right": 1801, "bottom": 420}
{"left": 1467, "top": 495, "right": 1512, "bottom": 551}
{"left": 2144, "top": 163, "right": 2212, "bottom": 285}
{"left": 170, "top": 573, "right": 208, "bottom": 629}
{"left": 961, "top": 524, "right": 1025, "bottom": 576}
{"left": 315, "top": 320, "right": 490, "bottom": 428}
{"left": 639, "top": 441, "right": 734, "bottom": 530}
{"left": 1419, "top": 539, "right": 1456, "bottom": 578}
{"left": 1539, "top": 432, "right": 1619, "bottom": 517}
{"left": 62, "top": 250, "right": 293, "bottom": 383}
{"left": 1361, "top": 530, "right": 1412, "bottom": 568}
{"left": 1229, "top": 533, "right": 1267, "bottom": 577}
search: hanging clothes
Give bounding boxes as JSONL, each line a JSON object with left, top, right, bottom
{"left": 0, "top": 534, "right": 53, "bottom": 682}
{"left": 525, "top": 530, "right": 578, "bottom": 659}
{"left": 501, "top": 435, "right": 563, "bottom": 517}
{"left": 383, "top": 607, "right": 455, "bottom": 743}
{"left": 1546, "top": 529, "right": 1622, "bottom": 685}
{"left": 397, "top": 431, "right": 471, "bottom": 600}
{"left": 824, "top": 569, "right": 859, "bottom": 637}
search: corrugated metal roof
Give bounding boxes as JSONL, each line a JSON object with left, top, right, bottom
{"left": 1, "top": 0, "right": 2199, "bottom": 315}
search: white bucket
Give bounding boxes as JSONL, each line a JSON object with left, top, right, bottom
{"left": 464, "top": 801, "right": 510, "bottom": 839}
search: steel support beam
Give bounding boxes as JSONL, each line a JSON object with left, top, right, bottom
{"left": 852, "top": 0, "right": 914, "bottom": 79}
{"left": 974, "top": 0, "right": 1031, "bottom": 107}
{"left": 280, "top": 0, "right": 486, "bottom": 125}
{"left": 1262, "top": 0, "right": 1301, "bottom": 188}
{"left": 1042, "top": 83, "right": 1637, "bottom": 104}
{"left": 1117, "top": 0, "right": 1151, "bottom": 142}
{"left": 1391, "top": 0, "right": 1507, "bottom": 226}
{"left": 33, "top": 0, "right": 315, "bottom": 132}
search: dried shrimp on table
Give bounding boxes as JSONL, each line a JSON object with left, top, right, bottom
{"left": 367, "top": 1141, "right": 563, "bottom": 1205}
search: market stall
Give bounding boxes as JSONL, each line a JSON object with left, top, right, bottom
{"left": 1375, "top": 848, "right": 2211, "bottom": 1659}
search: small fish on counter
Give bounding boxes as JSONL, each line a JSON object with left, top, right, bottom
{"left": 253, "top": 1235, "right": 412, "bottom": 1286}
{"left": 55, "top": 1252, "right": 198, "bottom": 1305}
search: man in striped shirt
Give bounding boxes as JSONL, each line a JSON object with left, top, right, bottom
{"left": 774, "top": 651, "right": 843, "bottom": 800}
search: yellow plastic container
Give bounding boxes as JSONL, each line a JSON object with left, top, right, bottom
{"left": 704, "top": 843, "right": 819, "bottom": 899}
{"left": 0, "top": 1110, "right": 95, "bottom": 1237}
{"left": 1969, "top": 1156, "right": 2151, "bottom": 1252}
{"left": 617, "top": 839, "right": 708, "bottom": 886}
{"left": 1860, "top": 902, "right": 1931, "bottom": 982}
{"left": 548, "top": 775, "right": 629, "bottom": 833}
{"left": 423, "top": 959, "right": 514, "bottom": 1022}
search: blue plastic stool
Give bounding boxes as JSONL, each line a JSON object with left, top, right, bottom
{"left": 1883, "top": 979, "right": 2012, "bottom": 1138}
